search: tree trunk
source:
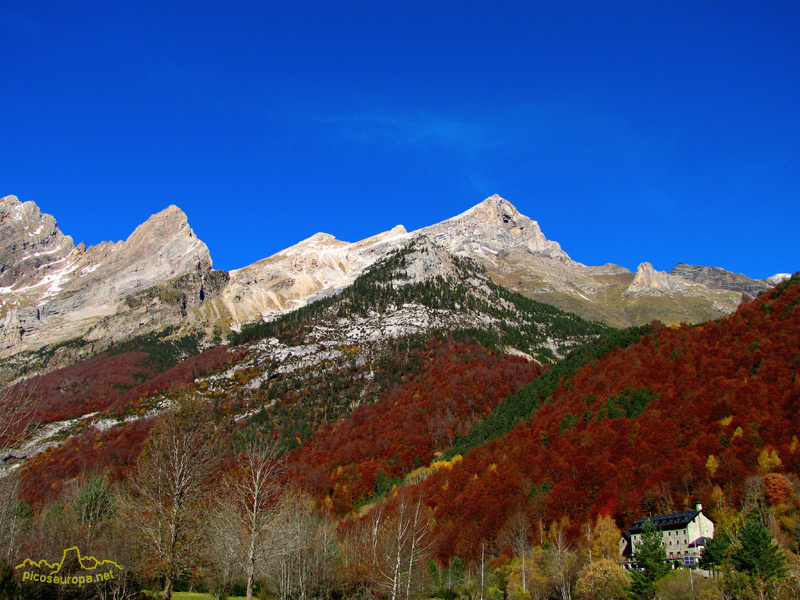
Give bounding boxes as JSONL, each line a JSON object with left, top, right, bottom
{"left": 246, "top": 527, "right": 256, "bottom": 600}
{"left": 162, "top": 574, "right": 173, "bottom": 600}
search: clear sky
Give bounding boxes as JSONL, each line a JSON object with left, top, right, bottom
{"left": 2, "top": 1, "right": 798, "bottom": 278}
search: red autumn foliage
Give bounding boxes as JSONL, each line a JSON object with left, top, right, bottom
{"left": 286, "top": 338, "right": 544, "bottom": 515}
{"left": 416, "top": 275, "right": 800, "bottom": 562}
{"left": 18, "top": 417, "right": 156, "bottom": 507}
{"left": 2, "top": 345, "right": 242, "bottom": 443}
{"left": 763, "top": 473, "right": 794, "bottom": 506}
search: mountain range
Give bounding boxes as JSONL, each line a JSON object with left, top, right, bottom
{"left": 0, "top": 193, "right": 789, "bottom": 382}
{"left": 3, "top": 190, "right": 798, "bottom": 597}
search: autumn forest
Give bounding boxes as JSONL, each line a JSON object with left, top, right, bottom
{"left": 1, "top": 272, "right": 799, "bottom": 600}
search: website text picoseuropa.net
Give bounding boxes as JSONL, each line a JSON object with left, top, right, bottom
{"left": 22, "top": 570, "right": 116, "bottom": 586}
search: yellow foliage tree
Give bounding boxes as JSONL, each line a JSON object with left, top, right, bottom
{"left": 706, "top": 454, "right": 719, "bottom": 478}
{"left": 591, "top": 514, "right": 623, "bottom": 562}
{"left": 757, "top": 448, "right": 782, "bottom": 473}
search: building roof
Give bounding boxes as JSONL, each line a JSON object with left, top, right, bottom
{"left": 628, "top": 510, "right": 701, "bottom": 534}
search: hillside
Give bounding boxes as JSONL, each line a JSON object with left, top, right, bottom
{"left": 410, "top": 274, "right": 800, "bottom": 562}
{"left": 7, "top": 238, "right": 608, "bottom": 504}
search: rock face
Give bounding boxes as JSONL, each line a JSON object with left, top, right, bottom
{"left": 414, "top": 195, "right": 741, "bottom": 326}
{"left": 764, "top": 273, "right": 791, "bottom": 287}
{"left": 420, "top": 194, "right": 570, "bottom": 260}
{"left": 625, "top": 263, "right": 695, "bottom": 297}
{"left": 209, "top": 224, "right": 412, "bottom": 327}
{"left": 670, "top": 263, "right": 771, "bottom": 295}
{"left": 0, "top": 195, "right": 212, "bottom": 359}
{"left": 0, "top": 196, "right": 76, "bottom": 290}
{"left": 0, "top": 192, "right": 783, "bottom": 380}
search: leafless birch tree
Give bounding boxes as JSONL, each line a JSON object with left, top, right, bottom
{"left": 369, "top": 492, "right": 433, "bottom": 600}
{"left": 267, "top": 491, "right": 337, "bottom": 600}
{"left": 498, "top": 509, "right": 531, "bottom": 593}
{"left": 208, "top": 440, "right": 283, "bottom": 600}
{"left": 544, "top": 529, "right": 581, "bottom": 600}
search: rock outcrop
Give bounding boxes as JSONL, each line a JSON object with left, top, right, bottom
{"left": 764, "top": 273, "right": 791, "bottom": 287}
{"left": 0, "top": 196, "right": 213, "bottom": 359}
{"left": 421, "top": 194, "right": 570, "bottom": 260}
{"left": 415, "top": 196, "right": 742, "bottom": 326}
{"left": 625, "top": 263, "right": 693, "bottom": 297}
{"left": 0, "top": 196, "right": 76, "bottom": 290}
{"left": 670, "top": 263, "right": 771, "bottom": 295}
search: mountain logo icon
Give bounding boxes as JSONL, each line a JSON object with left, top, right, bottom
{"left": 16, "top": 547, "right": 121, "bottom": 586}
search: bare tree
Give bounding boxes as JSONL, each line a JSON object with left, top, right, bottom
{"left": 266, "top": 490, "right": 336, "bottom": 600}
{"left": 130, "top": 397, "right": 221, "bottom": 600}
{"left": 94, "top": 489, "right": 147, "bottom": 600}
{"left": 369, "top": 492, "right": 433, "bottom": 600}
{"left": 544, "top": 530, "right": 581, "bottom": 600}
{"left": 581, "top": 519, "right": 593, "bottom": 565}
{"left": 0, "top": 472, "right": 27, "bottom": 563}
{"left": 498, "top": 509, "right": 531, "bottom": 593}
{"left": 212, "top": 440, "right": 283, "bottom": 600}
{"left": 204, "top": 499, "right": 242, "bottom": 600}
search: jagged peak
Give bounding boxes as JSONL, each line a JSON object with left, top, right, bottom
{"left": 143, "top": 204, "right": 189, "bottom": 226}
{"left": 271, "top": 231, "right": 344, "bottom": 258}
{"left": 124, "top": 205, "right": 196, "bottom": 241}
{"left": 624, "top": 262, "right": 689, "bottom": 297}
{"left": 449, "top": 194, "right": 520, "bottom": 223}
{"left": 478, "top": 193, "right": 518, "bottom": 212}
{"left": 161, "top": 203, "right": 187, "bottom": 217}
{"left": 765, "top": 273, "right": 791, "bottom": 286}
{"left": 302, "top": 232, "right": 338, "bottom": 244}
{"left": 636, "top": 261, "right": 656, "bottom": 273}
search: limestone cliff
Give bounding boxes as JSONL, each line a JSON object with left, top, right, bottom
{"left": 0, "top": 193, "right": 779, "bottom": 380}
{"left": 0, "top": 196, "right": 212, "bottom": 358}
{"left": 670, "top": 263, "right": 772, "bottom": 295}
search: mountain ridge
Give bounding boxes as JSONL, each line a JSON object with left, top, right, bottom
{"left": 0, "top": 193, "right": 789, "bottom": 382}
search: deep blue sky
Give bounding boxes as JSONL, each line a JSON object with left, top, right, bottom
{"left": 2, "top": 1, "right": 798, "bottom": 278}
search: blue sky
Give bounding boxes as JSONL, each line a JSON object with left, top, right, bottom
{"left": 2, "top": 1, "right": 798, "bottom": 278}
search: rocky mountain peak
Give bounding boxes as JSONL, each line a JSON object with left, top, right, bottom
{"left": 470, "top": 194, "right": 521, "bottom": 224}
{"left": 765, "top": 273, "right": 791, "bottom": 286}
{"left": 126, "top": 204, "right": 195, "bottom": 243}
{"left": 0, "top": 195, "right": 75, "bottom": 290}
{"left": 90, "top": 206, "right": 213, "bottom": 297}
{"left": 304, "top": 232, "right": 338, "bottom": 243}
{"left": 421, "top": 194, "right": 570, "bottom": 261}
{"left": 0, "top": 198, "right": 214, "bottom": 359}
{"left": 624, "top": 262, "right": 690, "bottom": 297}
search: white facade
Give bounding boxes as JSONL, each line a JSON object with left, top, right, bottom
{"left": 622, "top": 504, "right": 715, "bottom": 564}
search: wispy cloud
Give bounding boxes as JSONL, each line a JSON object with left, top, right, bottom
{"left": 317, "top": 109, "right": 501, "bottom": 157}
